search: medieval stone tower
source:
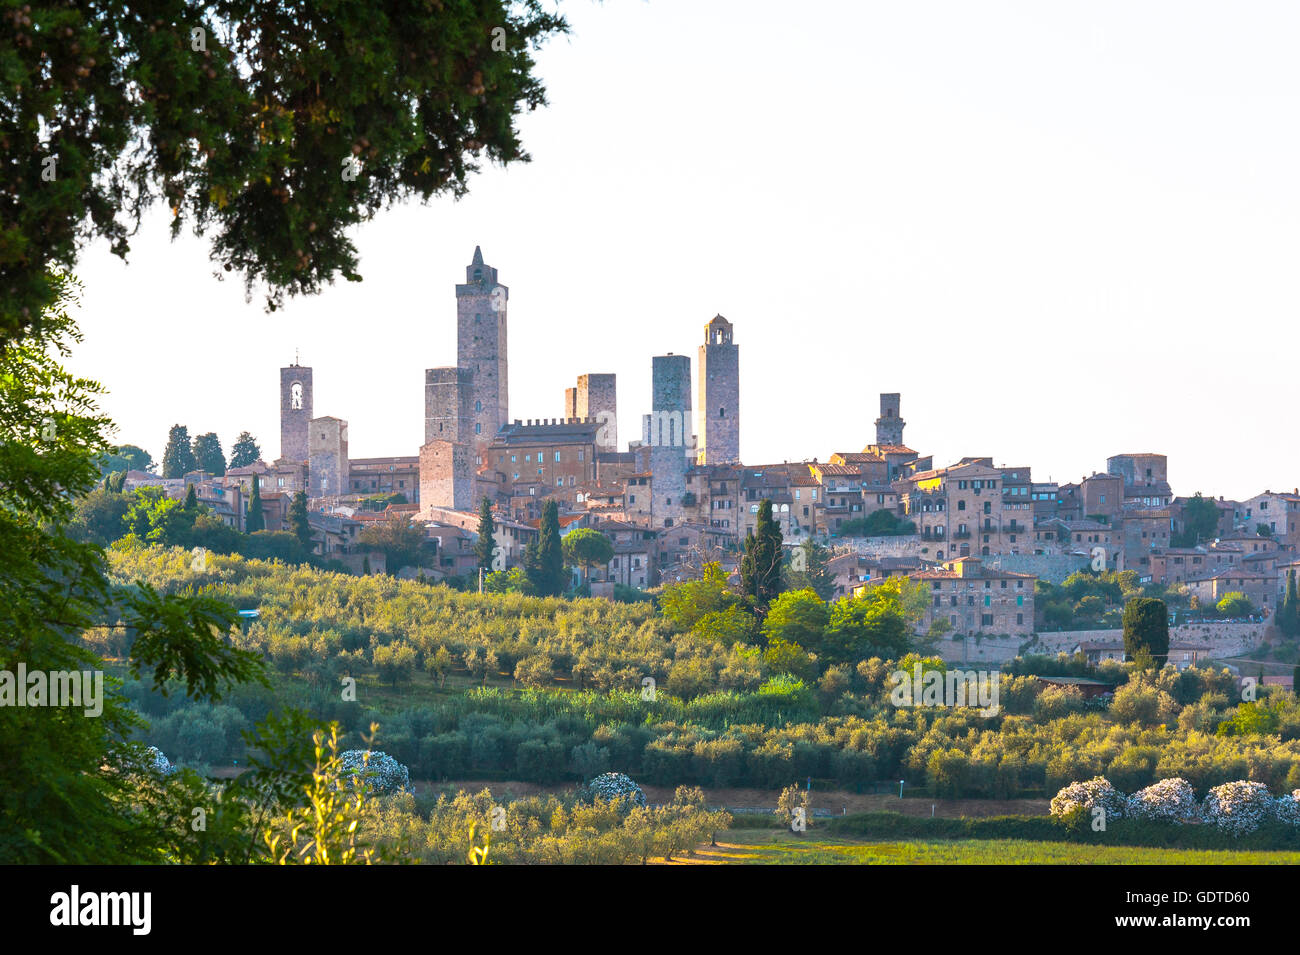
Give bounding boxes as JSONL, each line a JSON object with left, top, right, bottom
{"left": 457, "top": 246, "right": 508, "bottom": 458}
{"left": 875, "top": 393, "right": 906, "bottom": 447}
{"left": 566, "top": 373, "right": 618, "bottom": 452}
{"left": 647, "top": 353, "right": 692, "bottom": 527}
{"left": 279, "top": 362, "right": 313, "bottom": 463}
{"left": 308, "top": 416, "right": 348, "bottom": 498}
{"left": 696, "top": 314, "right": 739, "bottom": 465}
{"left": 424, "top": 366, "right": 474, "bottom": 447}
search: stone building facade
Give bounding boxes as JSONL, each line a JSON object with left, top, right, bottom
{"left": 308, "top": 416, "right": 348, "bottom": 498}
{"left": 419, "top": 440, "right": 472, "bottom": 511}
{"left": 485, "top": 418, "right": 599, "bottom": 492}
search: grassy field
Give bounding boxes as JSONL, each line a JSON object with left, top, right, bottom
{"left": 666, "top": 830, "right": 1300, "bottom": 864}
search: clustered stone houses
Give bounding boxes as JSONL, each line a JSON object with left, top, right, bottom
{"left": 130, "top": 249, "right": 1300, "bottom": 629}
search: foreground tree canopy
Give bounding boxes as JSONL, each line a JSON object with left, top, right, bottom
{"left": 0, "top": 0, "right": 569, "bottom": 346}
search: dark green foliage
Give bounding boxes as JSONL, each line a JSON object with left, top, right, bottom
{"left": 785, "top": 538, "right": 836, "bottom": 599}
{"left": 161, "top": 424, "right": 198, "bottom": 478}
{"left": 1123, "top": 597, "right": 1170, "bottom": 666}
{"left": 528, "top": 500, "right": 565, "bottom": 597}
{"left": 562, "top": 528, "right": 614, "bottom": 582}
{"left": 1, "top": 1, "right": 569, "bottom": 345}
{"left": 71, "top": 486, "right": 131, "bottom": 546}
{"left": 474, "top": 496, "right": 496, "bottom": 571}
{"left": 228, "top": 431, "right": 262, "bottom": 469}
{"left": 244, "top": 477, "right": 265, "bottom": 533}
{"left": 1171, "top": 492, "right": 1221, "bottom": 547}
{"left": 1278, "top": 570, "right": 1300, "bottom": 638}
{"left": 0, "top": 282, "right": 278, "bottom": 863}
{"left": 184, "top": 483, "right": 198, "bottom": 510}
{"left": 360, "top": 492, "right": 407, "bottom": 511}
{"left": 289, "top": 490, "right": 313, "bottom": 551}
{"left": 191, "top": 432, "right": 226, "bottom": 476}
{"left": 741, "top": 498, "right": 783, "bottom": 609}
{"left": 97, "top": 444, "right": 153, "bottom": 475}
{"left": 837, "top": 510, "right": 917, "bottom": 537}
{"left": 357, "top": 512, "right": 427, "bottom": 573}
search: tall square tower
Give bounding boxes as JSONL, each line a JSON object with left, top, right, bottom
{"left": 308, "top": 416, "right": 348, "bottom": 499}
{"left": 576, "top": 373, "right": 618, "bottom": 452}
{"left": 697, "top": 315, "right": 739, "bottom": 465}
{"left": 456, "top": 246, "right": 508, "bottom": 459}
{"left": 280, "top": 363, "right": 313, "bottom": 463}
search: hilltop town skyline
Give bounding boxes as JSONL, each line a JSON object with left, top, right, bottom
{"left": 84, "top": 239, "right": 1293, "bottom": 505}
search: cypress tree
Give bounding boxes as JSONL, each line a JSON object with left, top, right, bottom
{"left": 741, "top": 497, "right": 783, "bottom": 609}
{"left": 474, "top": 496, "right": 497, "bottom": 571}
{"left": 289, "top": 490, "right": 312, "bottom": 550}
{"left": 161, "top": 424, "right": 197, "bottom": 478}
{"left": 535, "top": 499, "right": 565, "bottom": 597}
{"left": 1122, "top": 597, "right": 1170, "bottom": 667}
{"left": 183, "top": 483, "right": 198, "bottom": 510}
{"left": 1282, "top": 569, "right": 1300, "bottom": 638}
{"left": 245, "top": 478, "right": 265, "bottom": 533}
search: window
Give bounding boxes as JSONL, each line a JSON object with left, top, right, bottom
{"left": 554, "top": 451, "right": 561, "bottom": 462}
{"left": 475, "top": 400, "right": 482, "bottom": 412}
{"left": 475, "top": 423, "right": 482, "bottom": 434}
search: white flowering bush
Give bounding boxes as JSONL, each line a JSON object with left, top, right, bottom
{"left": 1274, "top": 790, "right": 1300, "bottom": 826}
{"left": 145, "top": 746, "right": 176, "bottom": 775}
{"left": 1126, "top": 778, "right": 1197, "bottom": 824}
{"left": 579, "top": 772, "right": 647, "bottom": 811}
{"left": 1050, "top": 776, "right": 1126, "bottom": 822}
{"left": 338, "top": 750, "right": 410, "bottom": 795}
{"left": 1202, "top": 781, "right": 1275, "bottom": 834}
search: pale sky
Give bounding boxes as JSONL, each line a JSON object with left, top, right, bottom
{"left": 70, "top": 0, "right": 1300, "bottom": 501}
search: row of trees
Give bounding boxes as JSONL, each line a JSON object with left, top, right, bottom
{"left": 159, "top": 425, "right": 262, "bottom": 478}
{"left": 72, "top": 480, "right": 315, "bottom": 566}
{"left": 472, "top": 497, "right": 617, "bottom": 596}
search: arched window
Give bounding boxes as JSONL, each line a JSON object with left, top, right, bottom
{"left": 719, "top": 407, "right": 725, "bottom": 418}
{"left": 475, "top": 400, "right": 482, "bottom": 412}
{"left": 290, "top": 381, "right": 303, "bottom": 410}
